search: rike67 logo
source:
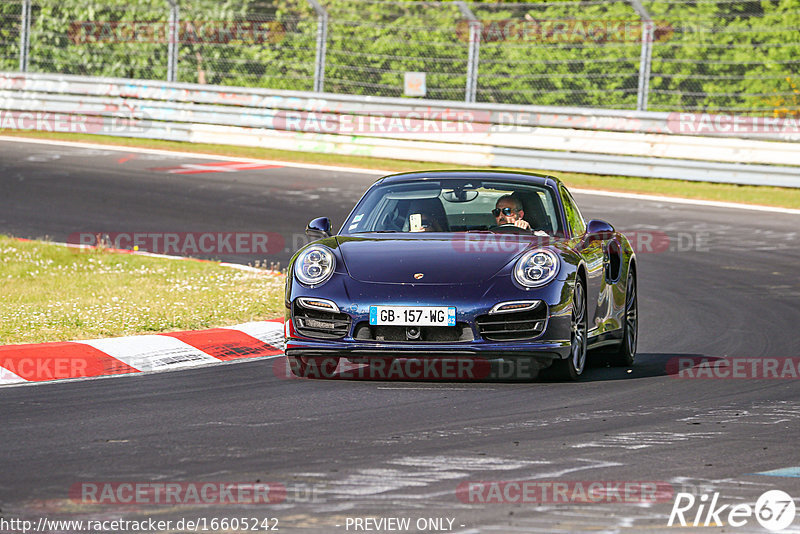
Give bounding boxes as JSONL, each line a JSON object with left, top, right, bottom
{"left": 669, "top": 490, "right": 796, "bottom": 531}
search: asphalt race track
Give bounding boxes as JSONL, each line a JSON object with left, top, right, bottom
{"left": 1, "top": 138, "right": 799, "bottom": 533}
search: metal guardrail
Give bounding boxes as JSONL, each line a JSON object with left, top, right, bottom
{"left": 1, "top": 72, "right": 799, "bottom": 188}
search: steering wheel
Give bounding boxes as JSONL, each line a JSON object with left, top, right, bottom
{"left": 490, "top": 223, "right": 531, "bottom": 234}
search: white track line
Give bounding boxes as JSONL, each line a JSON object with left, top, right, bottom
{"left": 0, "top": 353, "right": 285, "bottom": 390}
{"left": 0, "top": 135, "right": 388, "bottom": 175}
{"left": 30, "top": 239, "right": 281, "bottom": 274}
{"left": 2, "top": 135, "right": 798, "bottom": 215}
{"left": 0, "top": 367, "right": 27, "bottom": 385}
{"left": 571, "top": 187, "right": 800, "bottom": 215}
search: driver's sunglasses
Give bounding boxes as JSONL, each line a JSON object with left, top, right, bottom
{"left": 492, "top": 207, "right": 518, "bottom": 217}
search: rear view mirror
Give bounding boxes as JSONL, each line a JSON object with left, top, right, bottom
{"left": 306, "top": 217, "right": 332, "bottom": 240}
{"left": 586, "top": 219, "right": 615, "bottom": 240}
{"left": 442, "top": 189, "right": 479, "bottom": 202}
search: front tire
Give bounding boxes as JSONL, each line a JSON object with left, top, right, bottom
{"left": 547, "top": 278, "right": 587, "bottom": 381}
{"left": 608, "top": 269, "right": 637, "bottom": 367}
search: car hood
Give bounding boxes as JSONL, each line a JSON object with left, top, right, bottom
{"left": 335, "top": 234, "right": 540, "bottom": 285}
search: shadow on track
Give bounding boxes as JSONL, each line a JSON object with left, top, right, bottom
{"left": 580, "top": 352, "right": 718, "bottom": 382}
{"left": 275, "top": 353, "right": 719, "bottom": 384}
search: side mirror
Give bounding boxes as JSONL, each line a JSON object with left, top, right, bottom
{"left": 586, "top": 219, "right": 615, "bottom": 240}
{"left": 306, "top": 217, "right": 332, "bottom": 240}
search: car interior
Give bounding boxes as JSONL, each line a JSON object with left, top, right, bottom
{"left": 352, "top": 182, "right": 560, "bottom": 235}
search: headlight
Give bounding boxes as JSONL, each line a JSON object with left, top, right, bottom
{"left": 513, "top": 249, "right": 559, "bottom": 288}
{"left": 294, "top": 246, "right": 336, "bottom": 287}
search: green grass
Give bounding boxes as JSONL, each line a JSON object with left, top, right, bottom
{"left": 3, "top": 130, "right": 800, "bottom": 209}
{"left": 0, "top": 236, "right": 285, "bottom": 345}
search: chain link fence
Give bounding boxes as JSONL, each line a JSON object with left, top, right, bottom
{"left": 1, "top": 0, "right": 798, "bottom": 115}
{"left": 647, "top": 0, "right": 800, "bottom": 115}
{"left": 0, "top": 1, "right": 24, "bottom": 70}
{"left": 175, "top": 1, "right": 318, "bottom": 89}
{"left": 323, "top": 1, "right": 470, "bottom": 101}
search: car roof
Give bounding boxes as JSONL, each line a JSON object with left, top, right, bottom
{"left": 374, "top": 169, "right": 564, "bottom": 189}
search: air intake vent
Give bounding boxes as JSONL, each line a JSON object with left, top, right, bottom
{"left": 293, "top": 301, "right": 350, "bottom": 339}
{"left": 353, "top": 323, "right": 474, "bottom": 342}
{"left": 476, "top": 308, "right": 547, "bottom": 341}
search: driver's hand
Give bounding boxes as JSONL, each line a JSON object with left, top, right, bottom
{"left": 514, "top": 219, "right": 531, "bottom": 230}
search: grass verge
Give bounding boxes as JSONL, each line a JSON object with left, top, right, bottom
{"left": 0, "top": 235, "right": 285, "bottom": 345}
{"left": 3, "top": 130, "right": 800, "bottom": 210}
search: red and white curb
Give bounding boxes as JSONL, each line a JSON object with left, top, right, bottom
{"left": 0, "top": 320, "right": 285, "bottom": 387}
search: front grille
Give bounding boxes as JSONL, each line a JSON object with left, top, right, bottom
{"left": 293, "top": 301, "right": 350, "bottom": 339}
{"left": 476, "top": 307, "right": 547, "bottom": 341}
{"left": 353, "top": 322, "right": 474, "bottom": 342}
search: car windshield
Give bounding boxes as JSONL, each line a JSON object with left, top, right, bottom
{"left": 340, "top": 179, "right": 563, "bottom": 236}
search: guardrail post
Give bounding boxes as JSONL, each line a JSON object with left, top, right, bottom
{"left": 636, "top": 22, "right": 654, "bottom": 111}
{"left": 629, "top": 0, "right": 653, "bottom": 111}
{"left": 19, "top": 0, "right": 31, "bottom": 72}
{"left": 166, "top": 0, "right": 179, "bottom": 82}
{"left": 456, "top": 1, "right": 480, "bottom": 103}
{"left": 306, "top": 0, "right": 328, "bottom": 92}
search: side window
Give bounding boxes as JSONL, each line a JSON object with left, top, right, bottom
{"left": 560, "top": 187, "right": 586, "bottom": 237}
{"left": 536, "top": 191, "right": 559, "bottom": 234}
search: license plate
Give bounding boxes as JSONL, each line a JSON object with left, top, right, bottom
{"left": 369, "top": 306, "right": 456, "bottom": 326}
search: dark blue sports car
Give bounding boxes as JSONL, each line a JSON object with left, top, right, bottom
{"left": 284, "top": 170, "right": 637, "bottom": 381}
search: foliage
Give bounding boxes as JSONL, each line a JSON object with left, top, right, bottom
{"left": 0, "top": 235, "right": 285, "bottom": 344}
{"left": 1, "top": 0, "right": 798, "bottom": 113}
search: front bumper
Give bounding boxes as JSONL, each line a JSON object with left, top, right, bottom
{"left": 285, "top": 275, "right": 573, "bottom": 362}
{"left": 285, "top": 342, "right": 569, "bottom": 365}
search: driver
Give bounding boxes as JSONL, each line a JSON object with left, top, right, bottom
{"left": 493, "top": 195, "right": 531, "bottom": 230}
